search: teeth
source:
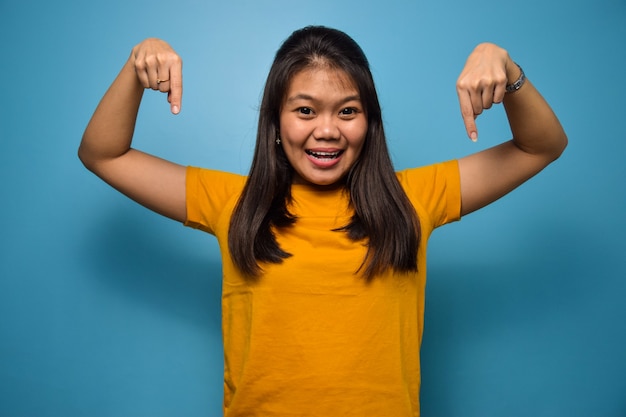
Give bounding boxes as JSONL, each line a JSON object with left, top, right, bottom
{"left": 306, "top": 150, "right": 341, "bottom": 159}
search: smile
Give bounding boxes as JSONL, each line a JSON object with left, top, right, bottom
{"left": 305, "top": 150, "right": 344, "bottom": 159}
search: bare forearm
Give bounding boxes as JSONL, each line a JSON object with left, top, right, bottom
{"left": 456, "top": 43, "right": 569, "bottom": 215}
{"left": 79, "top": 57, "right": 144, "bottom": 169}
{"left": 503, "top": 61, "right": 568, "bottom": 161}
{"left": 76, "top": 39, "right": 187, "bottom": 222}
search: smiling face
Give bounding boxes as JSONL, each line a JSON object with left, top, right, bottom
{"left": 279, "top": 66, "right": 368, "bottom": 187}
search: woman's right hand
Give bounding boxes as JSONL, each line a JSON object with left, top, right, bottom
{"left": 80, "top": 38, "right": 188, "bottom": 223}
{"left": 130, "top": 38, "right": 183, "bottom": 114}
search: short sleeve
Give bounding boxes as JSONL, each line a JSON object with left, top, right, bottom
{"left": 396, "top": 160, "right": 462, "bottom": 230}
{"left": 184, "top": 166, "right": 246, "bottom": 235}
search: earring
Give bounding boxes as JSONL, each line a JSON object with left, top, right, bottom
{"left": 275, "top": 137, "right": 281, "bottom": 145}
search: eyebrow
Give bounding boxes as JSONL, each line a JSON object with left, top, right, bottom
{"left": 285, "top": 93, "right": 361, "bottom": 104}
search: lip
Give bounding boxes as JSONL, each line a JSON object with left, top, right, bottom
{"left": 305, "top": 148, "right": 344, "bottom": 168}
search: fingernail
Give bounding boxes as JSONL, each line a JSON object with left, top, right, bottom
{"left": 172, "top": 105, "right": 180, "bottom": 114}
{"left": 470, "top": 132, "right": 478, "bottom": 142}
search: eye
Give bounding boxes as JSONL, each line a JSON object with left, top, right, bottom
{"left": 298, "top": 107, "right": 313, "bottom": 115}
{"left": 340, "top": 107, "right": 359, "bottom": 117}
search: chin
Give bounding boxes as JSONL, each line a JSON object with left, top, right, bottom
{"left": 302, "top": 173, "right": 347, "bottom": 187}
{"left": 292, "top": 166, "right": 350, "bottom": 187}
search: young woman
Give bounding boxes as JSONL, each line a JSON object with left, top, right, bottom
{"left": 79, "top": 26, "right": 566, "bottom": 416}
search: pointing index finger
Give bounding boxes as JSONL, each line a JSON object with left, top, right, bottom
{"left": 457, "top": 88, "right": 478, "bottom": 142}
{"left": 168, "top": 58, "right": 183, "bottom": 114}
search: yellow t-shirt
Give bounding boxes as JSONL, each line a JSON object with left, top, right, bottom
{"left": 185, "top": 160, "right": 461, "bottom": 417}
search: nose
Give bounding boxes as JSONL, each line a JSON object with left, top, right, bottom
{"left": 312, "top": 114, "right": 340, "bottom": 140}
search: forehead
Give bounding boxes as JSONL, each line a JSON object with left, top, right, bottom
{"left": 285, "top": 66, "right": 358, "bottom": 97}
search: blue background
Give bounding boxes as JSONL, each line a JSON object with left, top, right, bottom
{"left": 1, "top": 0, "right": 625, "bottom": 416}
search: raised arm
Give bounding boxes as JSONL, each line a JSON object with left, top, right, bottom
{"left": 78, "top": 38, "right": 187, "bottom": 222}
{"left": 455, "top": 43, "right": 568, "bottom": 216}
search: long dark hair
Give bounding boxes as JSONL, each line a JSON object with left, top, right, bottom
{"left": 228, "top": 26, "right": 420, "bottom": 280}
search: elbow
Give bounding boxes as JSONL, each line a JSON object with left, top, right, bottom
{"left": 550, "top": 130, "right": 568, "bottom": 162}
{"left": 77, "top": 137, "right": 100, "bottom": 173}
{"left": 534, "top": 125, "right": 568, "bottom": 163}
{"left": 77, "top": 143, "right": 93, "bottom": 172}
{"left": 77, "top": 144, "right": 86, "bottom": 167}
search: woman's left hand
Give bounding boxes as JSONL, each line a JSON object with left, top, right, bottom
{"left": 456, "top": 43, "right": 516, "bottom": 141}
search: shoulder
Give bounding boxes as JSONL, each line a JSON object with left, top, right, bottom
{"left": 184, "top": 167, "right": 247, "bottom": 234}
{"left": 187, "top": 166, "right": 246, "bottom": 182}
{"left": 396, "top": 160, "right": 460, "bottom": 191}
{"left": 187, "top": 166, "right": 247, "bottom": 193}
{"left": 185, "top": 166, "right": 247, "bottom": 211}
{"left": 396, "top": 160, "right": 462, "bottom": 229}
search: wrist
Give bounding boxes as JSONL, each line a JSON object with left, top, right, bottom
{"left": 505, "top": 62, "right": 526, "bottom": 93}
{"left": 122, "top": 57, "right": 145, "bottom": 93}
